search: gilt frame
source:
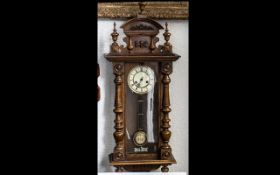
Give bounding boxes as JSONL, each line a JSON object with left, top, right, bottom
{"left": 98, "top": 1, "right": 189, "bottom": 20}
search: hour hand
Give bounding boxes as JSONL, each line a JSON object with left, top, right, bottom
{"left": 133, "top": 81, "right": 140, "bottom": 87}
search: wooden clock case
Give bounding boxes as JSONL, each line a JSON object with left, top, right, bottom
{"left": 104, "top": 14, "right": 180, "bottom": 172}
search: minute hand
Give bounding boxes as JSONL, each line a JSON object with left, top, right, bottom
{"left": 135, "top": 77, "right": 144, "bottom": 87}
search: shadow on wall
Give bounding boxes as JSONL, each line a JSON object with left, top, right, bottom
{"left": 98, "top": 32, "right": 115, "bottom": 172}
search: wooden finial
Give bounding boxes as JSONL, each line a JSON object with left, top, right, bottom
{"left": 111, "top": 22, "right": 119, "bottom": 42}
{"left": 111, "top": 22, "right": 120, "bottom": 53}
{"left": 165, "top": 22, "right": 168, "bottom": 31}
{"left": 163, "top": 22, "right": 172, "bottom": 53}
{"left": 163, "top": 22, "right": 171, "bottom": 42}
{"left": 113, "top": 22, "right": 116, "bottom": 32}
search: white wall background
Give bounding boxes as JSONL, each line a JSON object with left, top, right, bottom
{"left": 98, "top": 19, "right": 188, "bottom": 173}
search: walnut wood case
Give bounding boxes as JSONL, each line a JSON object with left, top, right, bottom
{"left": 104, "top": 14, "right": 180, "bottom": 172}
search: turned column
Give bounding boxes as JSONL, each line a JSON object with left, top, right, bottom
{"left": 160, "top": 62, "right": 173, "bottom": 172}
{"left": 112, "top": 63, "right": 125, "bottom": 164}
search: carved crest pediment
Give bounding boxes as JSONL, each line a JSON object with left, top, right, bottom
{"left": 121, "top": 17, "right": 163, "bottom": 36}
{"left": 121, "top": 17, "right": 163, "bottom": 30}
{"left": 130, "top": 24, "right": 154, "bottom": 31}
{"left": 105, "top": 15, "right": 175, "bottom": 56}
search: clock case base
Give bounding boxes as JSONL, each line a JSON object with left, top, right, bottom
{"left": 109, "top": 153, "right": 176, "bottom": 172}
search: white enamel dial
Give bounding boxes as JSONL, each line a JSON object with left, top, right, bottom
{"left": 127, "top": 65, "right": 155, "bottom": 94}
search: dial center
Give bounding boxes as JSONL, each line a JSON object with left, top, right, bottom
{"left": 133, "top": 72, "right": 150, "bottom": 88}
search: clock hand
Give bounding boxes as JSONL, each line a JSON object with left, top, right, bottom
{"left": 134, "top": 77, "right": 144, "bottom": 88}
{"left": 138, "top": 77, "right": 144, "bottom": 87}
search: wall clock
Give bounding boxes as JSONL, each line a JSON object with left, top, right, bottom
{"left": 104, "top": 6, "right": 180, "bottom": 172}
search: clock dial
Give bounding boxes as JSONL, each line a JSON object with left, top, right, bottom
{"left": 128, "top": 65, "right": 155, "bottom": 94}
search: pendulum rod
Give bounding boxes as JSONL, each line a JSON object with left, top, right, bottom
{"left": 137, "top": 95, "right": 144, "bottom": 131}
